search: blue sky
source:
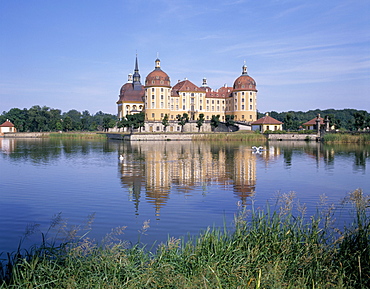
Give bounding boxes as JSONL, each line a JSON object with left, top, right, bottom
{"left": 1, "top": 0, "right": 369, "bottom": 115}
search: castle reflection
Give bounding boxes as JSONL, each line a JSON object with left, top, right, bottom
{"left": 117, "top": 141, "right": 259, "bottom": 217}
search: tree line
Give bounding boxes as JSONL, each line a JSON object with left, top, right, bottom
{"left": 2, "top": 106, "right": 369, "bottom": 133}
{"left": 0, "top": 106, "right": 117, "bottom": 132}
{"left": 259, "top": 108, "right": 370, "bottom": 131}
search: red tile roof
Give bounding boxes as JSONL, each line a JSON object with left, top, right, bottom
{"left": 117, "top": 83, "right": 145, "bottom": 103}
{"left": 171, "top": 79, "right": 201, "bottom": 96}
{"left": 303, "top": 117, "right": 324, "bottom": 126}
{"left": 251, "top": 115, "right": 282, "bottom": 125}
{"left": 0, "top": 120, "right": 15, "bottom": 127}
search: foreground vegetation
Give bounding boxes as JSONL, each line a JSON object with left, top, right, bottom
{"left": 322, "top": 132, "right": 370, "bottom": 144}
{"left": 1, "top": 190, "right": 369, "bottom": 288}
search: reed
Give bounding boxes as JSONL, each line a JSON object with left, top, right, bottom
{"left": 1, "top": 190, "right": 369, "bottom": 288}
{"left": 323, "top": 132, "right": 370, "bottom": 143}
{"left": 49, "top": 132, "right": 107, "bottom": 139}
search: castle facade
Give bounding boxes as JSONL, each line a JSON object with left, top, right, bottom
{"left": 117, "top": 56, "right": 258, "bottom": 131}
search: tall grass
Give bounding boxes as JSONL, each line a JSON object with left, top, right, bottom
{"left": 49, "top": 132, "right": 107, "bottom": 139}
{"left": 323, "top": 132, "right": 370, "bottom": 144}
{"left": 1, "top": 190, "right": 369, "bottom": 288}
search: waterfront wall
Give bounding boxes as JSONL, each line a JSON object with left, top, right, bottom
{"left": 2, "top": 132, "right": 50, "bottom": 138}
{"left": 106, "top": 133, "right": 201, "bottom": 141}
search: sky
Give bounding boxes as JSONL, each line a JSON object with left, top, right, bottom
{"left": 1, "top": 0, "right": 369, "bottom": 115}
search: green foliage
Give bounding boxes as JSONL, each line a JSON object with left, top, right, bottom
{"left": 1, "top": 190, "right": 369, "bottom": 288}
{"left": 210, "top": 114, "right": 220, "bottom": 130}
{"left": 1, "top": 106, "right": 117, "bottom": 132}
{"left": 161, "top": 114, "right": 169, "bottom": 131}
{"left": 119, "top": 112, "right": 145, "bottom": 133}
{"left": 196, "top": 113, "right": 205, "bottom": 132}
{"left": 264, "top": 109, "right": 370, "bottom": 131}
{"left": 225, "top": 114, "right": 235, "bottom": 131}
{"left": 176, "top": 113, "right": 189, "bottom": 132}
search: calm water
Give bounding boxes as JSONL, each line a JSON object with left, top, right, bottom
{"left": 1, "top": 138, "right": 369, "bottom": 254}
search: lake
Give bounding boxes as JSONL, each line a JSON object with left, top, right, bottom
{"left": 1, "top": 138, "right": 369, "bottom": 254}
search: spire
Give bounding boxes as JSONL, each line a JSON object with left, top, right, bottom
{"left": 202, "top": 77, "right": 208, "bottom": 87}
{"left": 155, "top": 57, "right": 161, "bottom": 70}
{"left": 133, "top": 54, "right": 141, "bottom": 90}
{"left": 242, "top": 61, "right": 248, "bottom": 75}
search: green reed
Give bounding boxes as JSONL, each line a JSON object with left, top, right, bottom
{"left": 323, "top": 132, "right": 370, "bottom": 144}
{"left": 1, "top": 189, "right": 369, "bottom": 288}
{"left": 49, "top": 132, "right": 107, "bottom": 139}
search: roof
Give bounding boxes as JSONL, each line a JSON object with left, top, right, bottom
{"left": 117, "top": 83, "right": 145, "bottom": 103}
{"left": 233, "top": 74, "right": 257, "bottom": 92}
{"left": 205, "top": 86, "right": 233, "bottom": 99}
{"left": 171, "top": 79, "right": 204, "bottom": 97}
{"left": 303, "top": 117, "right": 324, "bottom": 126}
{"left": 0, "top": 120, "right": 15, "bottom": 127}
{"left": 251, "top": 115, "right": 283, "bottom": 125}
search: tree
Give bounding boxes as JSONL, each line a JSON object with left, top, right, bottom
{"left": 162, "top": 114, "right": 169, "bottom": 132}
{"left": 210, "top": 115, "right": 220, "bottom": 131}
{"left": 103, "top": 116, "right": 115, "bottom": 132}
{"left": 225, "top": 114, "right": 235, "bottom": 132}
{"left": 63, "top": 116, "right": 73, "bottom": 132}
{"left": 196, "top": 113, "right": 205, "bottom": 132}
{"left": 176, "top": 113, "right": 189, "bottom": 132}
{"left": 354, "top": 111, "right": 367, "bottom": 130}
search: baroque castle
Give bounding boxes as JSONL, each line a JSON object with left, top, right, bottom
{"left": 117, "top": 56, "right": 258, "bottom": 132}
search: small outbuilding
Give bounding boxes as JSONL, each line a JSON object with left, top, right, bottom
{"left": 0, "top": 119, "right": 16, "bottom": 135}
{"left": 251, "top": 113, "right": 283, "bottom": 133}
{"left": 302, "top": 115, "right": 325, "bottom": 131}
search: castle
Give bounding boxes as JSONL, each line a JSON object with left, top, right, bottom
{"left": 117, "top": 56, "right": 258, "bottom": 132}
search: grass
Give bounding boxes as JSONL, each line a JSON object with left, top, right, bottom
{"left": 49, "top": 132, "right": 107, "bottom": 139}
{"left": 1, "top": 189, "right": 369, "bottom": 288}
{"left": 322, "top": 132, "right": 370, "bottom": 144}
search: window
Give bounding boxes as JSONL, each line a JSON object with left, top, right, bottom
{"left": 250, "top": 105, "right": 253, "bottom": 110}
{"left": 242, "top": 98, "right": 245, "bottom": 102}
{"left": 207, "top": 100, "right": 209, "bottom": 104}
{"left": 250, "top": 115, "right": 252, "bottom": 119}
{"left": 156, "top": 126, "right": 160, "bottom": 131}
{"left": 171, "top": 115, "right": 174, "bottom": 119}
{"left": 266, "top": 126, "right": 270, "bottom": 130}
{"left": 176, "top": 105, "right": 179, "bottom": 110}
{"left": 250, "top": 92, "right": 252, "bottom": 95}
{"left": 151, "top": 102, "right": 155, "bottom": 108}
{"left": 217, "top": 106, "right": 219, "bottom": 111}
{"left": 206, "top": 116, "right": 209, "bottom": 120}
{"left": 206, "top": 106, "right": 209, "bottom": 111}
{"left": 250, "top": 98, "right": 252, "bottom": 102}
{"left": 200, "top": 100, "right": 202, "bottom": 104}
{"left": 200, "top": 106, "right": 202, "bottom": 110}
{"left": 152, "top": 95, "right": 155, "bottom": 100}
{"left": 212, "top": 106, "right": 214, "bottom": 111}
{"left": 161, "top": 95, "right": 164, "bottom": 99}
{"left": 161, "top": 102, "right": 164, "bottom": 108}
{"left": 191, "top": 93, "right": 194, "bottom": 96}
{"left": 183, "top": 93, "right": 185, "bottom": 96}
{"left": 212, "top": 100, "right": 214, "bottom": 104}
{"left": 171, "top": 105, "right": 174, "bottom": 110}
{"left": 217, "top": 100, "right": 219, "bottom": 104}
{"left": 152, "top": 88, "right": 155, "bottom": 92}
{"left": 242, "top": 105, "right": 245, "bottom": 110}
{"left": 242, "top": 92, "right": 245, "bottom": 95}
{"left": 161, "top": 88, "right": 163, "bottom": 92}
{"left": 183, "top": 105, "right": 185, "bottom": 110}
{"left": 242, "top": 115, "right": 245, "bottom": 119}
{"left": 161, "top": 113, "right": 164, "bottom": 117}
{"left": 274, "top": 126, "right": 278, "bottom": 130}
{"left": 183, "top": 98, "right": 185, "bottom": 103}
{"left": 152, "top": 113, "right": 155, "bottom": 118}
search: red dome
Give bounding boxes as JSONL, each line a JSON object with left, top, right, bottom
{"left": 233, "top": 74, "right": 257, "bottom": 91}
{"left": 145, "top": 69, "right": 171, "bottom": 87}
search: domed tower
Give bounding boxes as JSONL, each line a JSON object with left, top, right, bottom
{"left": 117, "top": 55, "right": 145, "bottom": 119}
{"left": 144, "top": 58, "right": 171, "bottom": 121}
{"left": 230, "top": 63, "right": 258, "bottom": 122}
